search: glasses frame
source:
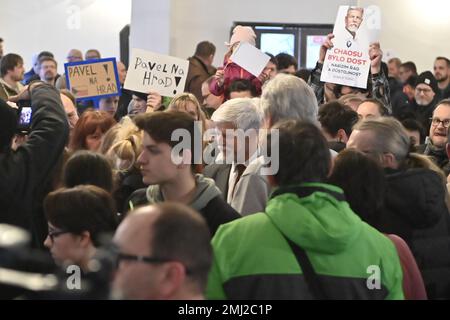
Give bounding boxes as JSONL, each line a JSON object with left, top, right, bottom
{"left": 117, "top": 253, "right": 193, "bottom": 274}
{"left": 430, "top": 117, "right": 450, "bottom": 128}
{"left": 48, "top": 229, "right": 71, "bottom": 242}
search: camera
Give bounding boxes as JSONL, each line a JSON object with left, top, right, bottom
{"left": 16, "top": 100, "right": 33, "bottom": 134}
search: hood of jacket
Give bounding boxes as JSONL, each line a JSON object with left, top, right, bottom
{"left": 146, "top": 174, "right": 222, "bottom": 211}
{"left": 265, "top": 183, "right": 362, "bottom": 254}
{"left": 384, "top": 168, "right": 448, "bottom": 229}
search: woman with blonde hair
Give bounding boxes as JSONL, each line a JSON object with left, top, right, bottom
{"left": 103, "top": 117, "right": 145, "bottom": 214}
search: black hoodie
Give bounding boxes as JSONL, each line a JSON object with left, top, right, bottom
{"left": 378, "top": 168, "right": 450, "bottom": 299}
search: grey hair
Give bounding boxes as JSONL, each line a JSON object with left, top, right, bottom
{"left": 212, "top": 98, "right": 262, "bottom": 131}
{"left": 260, "top": 73, "right": 318, "bottom": 126}
{"left": 353, "top": 117, "right": 410, "bottom": 163}
{"left": 347, "top": 6, "right": 364, "bottom": 15}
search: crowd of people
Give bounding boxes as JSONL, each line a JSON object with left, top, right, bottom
{"left": 1, "top": 14, "right": 450, "bottom": 300}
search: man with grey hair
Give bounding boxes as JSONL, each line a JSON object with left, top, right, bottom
{"left": 203, "top": 98, "right": 266, "bottom": 215}
{"left": 345, "top": 7, "right": 364, "bottom": 40}
{"left": 260, "top": 73, "right": 318, "bottom": 128}
{"left": 205, "top": 75, "right": 319, "bottom": 215}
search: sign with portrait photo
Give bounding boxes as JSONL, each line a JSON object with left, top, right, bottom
{"left": 320, "top": 5, "right": 380, "bottom": 89}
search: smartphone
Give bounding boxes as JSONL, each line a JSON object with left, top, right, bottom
{"left": 16, "top": 100, "right": 33, "bottom": 134}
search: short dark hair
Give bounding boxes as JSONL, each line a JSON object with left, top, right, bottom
{"left": 360, "top": 98, "right": 389, "bottom": 116}
{"left": 436, "top": 56, "right": 450, "bottom": 68}
{"left": 134, "top": 111, "right": 203, "bottom": 167}
{"left": 318, "top": 101, "right": 359, "bottom": 138}
{"left": 150, "top": 202, "right": 212, "bottom": 292}
{"left": 194, "top": 41, "right": 216, "bottom": 59}
{"left": 228, "top": 78, "right": 257, "bottom": 97}
{"left": 37, "top": 51, "right": 54, "bottom": 60}
{"left": 269, "top": 120, "right": 331, "bottom": 185}
{"left": 44, "top": 185, "right": 118, "bottom": 247}
{"left": 333, "top": 83, "right": 371, "bottom": 99}
{"left": 0, "top": 53, "right": 23, "bottom": 77}
{"left": 328, "top": 149, "right": 386, "bottom": 226}
{"left": 404, "top": 75, "right": 418, "bottom": 88}
{"left": 39, "top": 56, "right": 57, "bottom": 68}
{"left": 266, "top": 53, "right": 278, "bottom": 66}
{"left": 63, "top": 150, "right": 114, "bottom": 193}
{"left": 295, "top": 69, "right": 311, "bottom": 82}
{"left": 275, "top": 53, "right": 298, "bottom": 71}
{"left": 401, "top": 118, "right": 426, "bottom": 145}
{"left": 400, "top": 61, "right": 417, "bottom": 75}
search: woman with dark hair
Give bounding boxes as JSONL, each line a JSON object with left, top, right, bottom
{"left": 329, "top": 149, "right": 427, "bottom": 299}
{"left": 63, "top": 150, "right": 114, "bottom": 193}
{"left": 43, "top": 185, "right": 118, "bottom": 271}
{"left": 69, "top": 109, "right": 116, "bottom": 152}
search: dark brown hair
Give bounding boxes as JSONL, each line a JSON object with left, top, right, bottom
{"left": 44, "top": 185, "right": 118, "bottom": 247}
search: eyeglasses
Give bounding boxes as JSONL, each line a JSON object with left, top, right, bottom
{"left": 48, "top": 229, "right": 70, "bottom": 242}
{"left": 416, "top": 88, "right": 432, "bottom": 94}
{"left": 430, "top": 118, "right": 450, "bottom": 128}
{"left": 117, "top": 253, "right": 193, "bottom": 274}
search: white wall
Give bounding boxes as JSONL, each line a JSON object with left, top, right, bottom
{"left": 130, "top": 0, "right": 170, "bottom": 54}
{"left": 170, "top": 0, "right": 357, "bottom": 66}
{"left": 358, "top": 0, "right": 450, "bottom": 73}
{"left": 0, "top": 0, "right": 131, "bottom": 73}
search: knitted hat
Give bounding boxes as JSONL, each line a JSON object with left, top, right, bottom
{"left": 0, "top": 99, "right": 18, "bottom": 152}
{"left": 225, "top": 25, "right": 256, "bottom": 47}
{"left": 415, "top": 71, "right": 439, "bottom": 94}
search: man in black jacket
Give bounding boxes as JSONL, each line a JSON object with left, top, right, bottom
{"left": 0, "top": 82, "right": 69, "bottom": 247}
{"left": 127, "top": 111, "right": 239, "bottom": 236}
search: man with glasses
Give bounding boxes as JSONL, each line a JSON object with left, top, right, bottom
{"left": 417, "top": 99, "right": 450, "bottom": 174}
{"left": 410, "top": 71, "right": 440, "bottom": 132}
{"left": 112, "top": 202, "right": 212, "bottom": 300}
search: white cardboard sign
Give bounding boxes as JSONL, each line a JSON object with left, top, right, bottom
{"left": 230, "top": 42, "right": 270, "bottom": 77}
{"left": 320, "top": 6, "right": 379, "bottom": 89}
{"left": 124, "top": 48, "right": 189, "bottom": 97}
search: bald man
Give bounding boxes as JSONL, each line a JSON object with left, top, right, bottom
{"left": 66, "top": 49, "right": 83, "bottom": 63}
{"left": 60, "top": 92, "right": 79, "bottom": 132}
{"left": 112, "top": 203, "right": 212, "bottom": 300}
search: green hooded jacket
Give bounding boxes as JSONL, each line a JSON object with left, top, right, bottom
{"left": 207, "top": 183, "right": 404, "bottom": 299}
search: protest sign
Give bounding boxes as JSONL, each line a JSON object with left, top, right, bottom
{"left": 64, "top": 57, "right": 120, "bottom": 100}
{"left": 124, "top": 49, "right": 189, "bottom": 97}
{"left": 230, "top": 42, "right": 270, "bottom": 77}
{"left": 320, "top": 6, "right": 379, "bottom": 89}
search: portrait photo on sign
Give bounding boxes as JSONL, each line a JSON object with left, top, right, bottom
{"left": 320, "top": 5, "right": 379, "bottom": 89}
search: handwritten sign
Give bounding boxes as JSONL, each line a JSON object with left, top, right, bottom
{"left": 124, "top": 49, "right": 189, "bottom": 97}
{"left": 230, "top": 42, "right": 270, "bottom": 77}
{"left": 320, "top": 6, "right": 379, "bottom": 89}
{"left": 64, "top": 58, "right": 120, "bottom": 100}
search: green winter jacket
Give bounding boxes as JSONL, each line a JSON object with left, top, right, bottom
{"left": 206, "top": 183, "right": 404, "bottom": 300}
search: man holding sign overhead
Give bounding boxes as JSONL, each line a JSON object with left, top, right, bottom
{"left": 310, "top": 5, "right": 391, "bottom": 113}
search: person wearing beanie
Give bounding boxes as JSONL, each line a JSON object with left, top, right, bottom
{"left": 127, "top": 90, "right": 163, "bottom": 115}
{"left": 410, "top": 71, "right": 440, "bottom": 132}
{"left": 0, "top": 82, "right": 69, "bottom": 248}
{"left": 209, "top": 25, "right": 267, "bottom": 101}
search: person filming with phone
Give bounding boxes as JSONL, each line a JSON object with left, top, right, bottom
{"left": 0, "top": 81, "right": 69, "bottom": 248}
